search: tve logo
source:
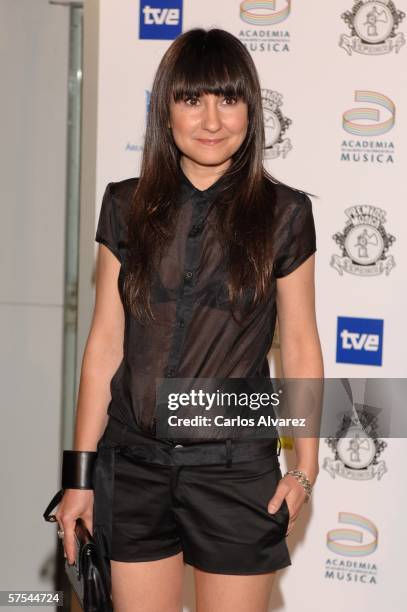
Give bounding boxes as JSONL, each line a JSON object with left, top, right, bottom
{"left": 336, "top": 316, "right": 384, "bottom": 366}
{"left": 139, "top": 0, "right": 182, "bottom": 40}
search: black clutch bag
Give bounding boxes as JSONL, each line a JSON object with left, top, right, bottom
{"left": 43, "top": 488, "right": 113, "bottom": 612}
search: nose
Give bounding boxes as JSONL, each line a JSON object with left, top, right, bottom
{"left": 201, "top": 99, "right": 222, "bottom": 132}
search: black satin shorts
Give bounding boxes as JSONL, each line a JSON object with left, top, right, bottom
{"left": 92, "top": 416, "right": 291, "bottom": 577}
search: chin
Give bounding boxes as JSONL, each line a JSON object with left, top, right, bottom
{"left": 188, "top": 151, "right": 233, "bottom": 167}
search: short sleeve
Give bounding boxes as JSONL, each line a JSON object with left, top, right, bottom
{"left": 273, "top": 192, "right": 317, "bottom": 278}
{"left": 95, "top": 182, "right": 122, "bottom": 263}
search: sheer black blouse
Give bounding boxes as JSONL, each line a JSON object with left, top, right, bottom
{"left": 95, "top": 168, "right": 317, "bottom": 435}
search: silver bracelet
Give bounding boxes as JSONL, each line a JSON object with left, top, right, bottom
{"left": 283, "top": 469, "right": 313, "bottom": 502}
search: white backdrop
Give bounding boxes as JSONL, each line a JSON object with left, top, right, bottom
{"left": 95, "top": 1, "right": 406, "bottom": 609}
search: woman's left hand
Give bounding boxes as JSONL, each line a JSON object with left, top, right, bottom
{"left": 267, "top": 472, "right": 314, "bottom": 536}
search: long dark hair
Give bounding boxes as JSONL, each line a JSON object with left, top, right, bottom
{"left": 123, "top": 27, "right": 292, "bottom": 324}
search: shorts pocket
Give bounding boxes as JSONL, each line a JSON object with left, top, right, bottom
{"left": 266, "top": 468, "right": 290, "bottom": 538}
{"left": 280, "top": 498, "right": 290, "bottom": 537}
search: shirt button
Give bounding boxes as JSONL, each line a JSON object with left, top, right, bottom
{"left": 184, "top": 270, "right": 193, "bottom": 280}
{"left": 177, "top": 319, "right": 185, "bottom": 328}
{"left": 189, "top": 224, "right": 202, "bottom": 237}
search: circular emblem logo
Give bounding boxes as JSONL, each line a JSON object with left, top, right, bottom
{"left": 336, "top": 426, "right": 377, "bottom": 469}
{"left": 354, "top": 1, "right": 394, "bottom": 44}
{"left": 344, "top": 224, "right": 384, "bottom": 265}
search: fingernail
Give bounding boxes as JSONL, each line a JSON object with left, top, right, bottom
{"left": 268, "top": 505, "right": 277, "bottom": 513}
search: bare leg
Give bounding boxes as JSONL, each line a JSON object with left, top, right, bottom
{"left": 194, "top": 567, "right": 277, "bottom": 612}
{"left": 110, "top": 551, "right": 185, "bottom": 612}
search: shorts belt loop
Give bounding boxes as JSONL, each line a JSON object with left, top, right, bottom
{"left": 277, "top": 437, "right": 282, "bottom": 456}
{"left": 226, "top": 438, "right": 232, "bottom": 468}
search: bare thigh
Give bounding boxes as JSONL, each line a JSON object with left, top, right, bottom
{"left": 194, "top": 567, "right": 277, "bottom": 612}
{"left": 110, "top": 551, "right": 185, "bottom": 612}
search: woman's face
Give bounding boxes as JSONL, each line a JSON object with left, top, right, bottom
{"left": 169, "top": 93, "right": 249, "bottom": 169}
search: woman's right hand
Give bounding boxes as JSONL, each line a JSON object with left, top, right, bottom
{"left": 54, "top": 489, "right": 95, "bottom": 565}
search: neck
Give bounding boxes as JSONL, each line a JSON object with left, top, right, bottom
{"left": 180, "top": 156, "right": 231, "bottom": 191}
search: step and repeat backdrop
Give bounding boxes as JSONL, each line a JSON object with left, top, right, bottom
{"left": 95, "top": 1, "right": 406, "bottom": 610}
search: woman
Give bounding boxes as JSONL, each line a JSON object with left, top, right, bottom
{"left": 56, "top": 28, "right": 323, "bottom": 612}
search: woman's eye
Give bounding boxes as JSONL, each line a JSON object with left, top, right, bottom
{"left": 223, "top": 96, "right": 238, "bottom": 105}
{"left": 185, "top": 97, "right": 200, "bottom": 106}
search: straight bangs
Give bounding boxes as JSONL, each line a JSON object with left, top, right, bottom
{"left": 169, "top": 32, "right": 254, "bottom": 106}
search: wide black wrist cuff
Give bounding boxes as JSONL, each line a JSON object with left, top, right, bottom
{"left": 62, "top": 450, "right": 98, "bottom": 490}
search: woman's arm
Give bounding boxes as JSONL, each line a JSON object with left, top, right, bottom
{"left": 55, "top": 244, "right": 124, "bottom": 565}
{"left": 276, "top": 253, "right": 323, "bottom": 485}
{"left": 73, "top": 244, "right": 125, "bottom": 451}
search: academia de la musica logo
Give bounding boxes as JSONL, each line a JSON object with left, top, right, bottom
{"left": 340, "top": 0, "right": 405, "bottom": 55}
{"left": 325, "top": 512, "right": 379, "bottom": 584}
{"left": 331, "top": 205, "right": 396, "bottom": 276}
{"left": 262, "top": 89, "right": 292, "bottom": 158}
{"left": 341, "top": 90, "right": 396, "bottom": 163}
{"left": 238, "top": 0, "right": 291, "bottom": 53}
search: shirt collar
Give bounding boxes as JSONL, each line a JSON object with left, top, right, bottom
{"left": 178, "top": 164, "right": 227, "bottom": 204}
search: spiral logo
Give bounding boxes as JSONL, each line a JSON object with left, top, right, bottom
{"left": 327, "top": 512, "right": 378, "bottom": 556}
{"left": 240, "top": 0, "right": 291, "bottom": 26}
{"left": 343, "top": 91, "right": 395, "bottom": 137}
